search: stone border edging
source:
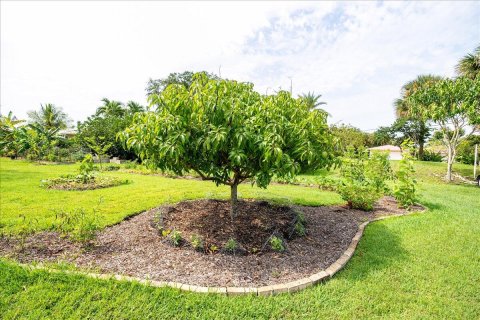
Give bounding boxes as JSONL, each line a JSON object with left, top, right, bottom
{"left": 18, "top": 209, "right": 425, "bottom": 296}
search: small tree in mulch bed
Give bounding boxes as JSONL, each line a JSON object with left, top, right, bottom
{"left": 120, "top": 72, "right": 336, "bottom": 219}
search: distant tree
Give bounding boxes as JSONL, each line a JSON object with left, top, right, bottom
{"left": 407, "top": 77, "right": 480, "bottom": 181}
{"left": 77, "top": 99, "right": 144, "bottom": 160}
{"left": 298, "top": 92, "right": 327, "bottom": 111}
{"left": 146, "top": 71, "right": 219, "bottom": 96}
{"left": 122, "top": 73, "right": 335, "bottom": 218}
{"left": 372, "top": 126, "right": 395, "bottom": 146}
{"left": 126, "top": 101, "right": 145, "bottom": 114}
{"left": 95, "top": 98, "right": 125, "bottom": 117}
{"left": 27, "top": 103, "right": 70, "bottom": 130}
{"left": 330, "top": 124, "right": 373, "bottom": 153}
{"left": 456, "top": 45, "right": 480, "bottom": 80}
{"left": 393, "top": 75, "right": 441, "bottom": 159}
{"left": 390, "top": 118, "right": 431, "bottom": 155}
{"left": 0, "top": 111, "right": 25, "bottom": 157}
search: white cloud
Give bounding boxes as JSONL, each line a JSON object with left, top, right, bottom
{"left": 1, "top": 1, "right": 479, "bottom": 130}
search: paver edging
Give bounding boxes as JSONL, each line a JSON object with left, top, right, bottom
{"left": 17, "top": 207, "right": 425, "bottom": 296}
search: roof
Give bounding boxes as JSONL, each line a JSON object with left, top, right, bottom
{"left": 368, "top": 145, "right": 401, "bottom": 152}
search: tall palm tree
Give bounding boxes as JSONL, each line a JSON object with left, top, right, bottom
{"left": 96, "top": 98, "right": 125, "bottom": 117}
{"left": 27, "top": 103, "right": 69, "bottom": 130}
{"left": 125, "top": 101, "right": 145, "bottom": 114}
{"left": 393, "top": 75, "right": 442, "bottom": 160}
{"left": 456, "top": 45, "right": 480, "bottom": 79}
{"left": 299, "top": 92, "right": 327, "bottom": 110}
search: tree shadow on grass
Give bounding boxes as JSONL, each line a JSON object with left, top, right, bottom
{"left": 417, "top": 200, "right": 444, "bottom": 211}
{"left": 339, "top": 222, "right": 410, "bottom": 282}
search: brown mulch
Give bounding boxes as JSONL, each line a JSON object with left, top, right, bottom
{"left": 0, "top": 197, "right": 424, "bottom": 287}
{"left": 158, "top": 200, "right": 301, "bottom": 254}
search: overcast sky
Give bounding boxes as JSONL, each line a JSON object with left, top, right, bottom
{"left": 1, "top": 1, "right": 479, "bottom": 131}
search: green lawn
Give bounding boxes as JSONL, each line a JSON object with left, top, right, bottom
{"left": 1, "top": 158, "right": 479, "bottom": 319}
{"left": 0, "top": 158, "right": 341, "bottom": 234}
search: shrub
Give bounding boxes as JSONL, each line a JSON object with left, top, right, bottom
{"left": 422, "top": 150, "right": 443, "bottom": 162}
{"left": 224, "top": 238, "right": 239, "bottom": 253}
{"left": 269, "top": 236, "right": 285, "bottom": 252}
{"left": 55, "top": 208, "right": 99, "bottom": 245}
{"left": 102, "top": 164, "right": 120, "bottom": 171}
{"left": 294, "top": 221, "right": 306, "bottom": 236}
{"left": 168, "top": 230, "right": 182, "bottom": 246}
{"left": 293, "top": 210, "right": 306, "bottom": 236}
{"left": 337, "top": 183, "right": 381, "bottom": 211}
{"left": 190, "top": 234, "right": 203, "bottom": 251}
{"left": 337, "top": 147, "right": 392, "bottom": 211}
{"left": 394, "top": 141, "right": 417, "bottom": 208}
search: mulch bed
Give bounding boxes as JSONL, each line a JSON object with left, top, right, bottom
{"left": 0, "top": 197, "right": 424, "bottom": 287}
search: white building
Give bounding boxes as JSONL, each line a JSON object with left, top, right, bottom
{"left": 369, "top": 145, "right": 403, "bottom": 160}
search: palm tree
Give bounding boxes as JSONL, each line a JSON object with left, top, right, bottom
{"left": 125, "top": 101, "right": 145, "bottom": 114}
{"left": 27, "top": 104, "right": 69, "bottom": 130}
{"left": 456, "top": 45, "right": 480, "bottom": 79}
{"left": 96, "top": 98, "right": 125, "bottom": 117}
{"left": 299, "top": 92, "right": 327, "bottom": 110}
{"left": 393, "top": 75, "right": 442, "bottom": 160}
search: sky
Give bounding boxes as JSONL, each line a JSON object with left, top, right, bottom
{"left": 1, "top": 1, "right": 479, "bottom": 131}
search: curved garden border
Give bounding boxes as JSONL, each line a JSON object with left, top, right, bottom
{"left": 17, "top": 209, "right": 425, "bottom": 296}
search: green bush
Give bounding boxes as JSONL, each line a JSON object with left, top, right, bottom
{"left": 55, "top": 209, "right": 99, "bottom": 245}
{"left": 269, "top": 236, "right": 285, "bottom": 252}
{"left": 394, "top": 142, "right": 417, "bottom": 208}
{"left": 168, "top": 230, "right": 182, "bottom": 246}
{"left": 337, "top": 183, "right": 381, "bottom": 211}
{"left": 224, "top": 238, "right": 239, "bottom": 253}
{"left": 337, "top": 147, "right": 392, "bottom": 211}
{"left": 190, "top": 234, "right": 204, "bottom": 251}
{"left": 422, "top": 150, "right": 443, "bottom": 162}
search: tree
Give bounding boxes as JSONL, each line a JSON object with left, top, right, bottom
{"left": 372, "top": 126, "right": 395, "bottom": 146}
{"left": 394, "top": 75, "right": 441, "bottom": 159}
{"left": 78, "top": 99, "right": 144, "bottom": 160}
{"left": 407, "top": 77, "right": 480, "bottom": 181}
{"left": 122, "top": 73, "right": 335, "bottom": 218}
{"left": 0, "top": 111, "right": 25, "bottom": 158}
{"left": 126, "top": 101, "right": 145, "bottom": 114}
{"left": 390, "top": 118, "right": 431, "bottom": 156}
{"left": 298, "top": 92, "right": 327, "bottom": 112}
{"left": 456, "top": 45, "right": 480, "bottom": 80}
{"left": 96, "top": 98, "right": 125, "bottom": 117}
{"left": 145, "top": 71, "right": 219, "bottom": 96}
{"left": 330, "top": 124, "right": 373, "bottom": 154}
{"left": 27, "top": 103, "right": 70, "bottom": 130}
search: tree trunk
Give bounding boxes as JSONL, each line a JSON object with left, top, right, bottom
{"left": 446, "top": 146, "right": 453, "bottom": 182}
{"left": 230, "top": 183, "right": 238, "bottom": 220}
{"left": 418, "top": 142, "right": 424, "bottom": 161}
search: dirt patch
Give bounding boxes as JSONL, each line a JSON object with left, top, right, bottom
{"left": 0, "top": 197, "right": 424, "bottom": 287}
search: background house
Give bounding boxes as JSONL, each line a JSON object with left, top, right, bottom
{"left": 369, "top": 145, "right": 403, "bottom": 160}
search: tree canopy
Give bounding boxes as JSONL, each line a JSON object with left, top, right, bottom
{"left": 406, "top": 76, "right": 480, "bottom": 180}
{"left": 455, "top": 45, "right": 480, "bottom": 80}
{"left": 145, "top": 71, "right": 219, "bottom": 96}
{"left": 122, "top": 73, "right": 335, "bottom": 217}
{"left": 27, "top": 103, "right": 70, "bottom": 130}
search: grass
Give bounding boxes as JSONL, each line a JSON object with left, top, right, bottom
{"left": 1, "top": 158, "right": 479, "bottom": 319}
{"left": 0, "top": 158, "right": 341, "bottom": 234}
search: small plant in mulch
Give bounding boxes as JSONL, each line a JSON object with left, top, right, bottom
{"left": 269, "top": 236, "right": 285, "bottom": 252}
{"left": 41, "top": 154, "right": 129, "bottom": 191}
{"left": 190, "top": 234, "right": 204, "bottom": 251}
{"left": 154, "top": 200, "right": 309, "bottom": 255}
{"left": 223, "top": 238, "right": 239, "bottom": 254}
{"left": 54, "top": 208, "right": 99, "bottom": 247}
{"left": 167, "top": 230, "right": 182, "bottom": 247}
